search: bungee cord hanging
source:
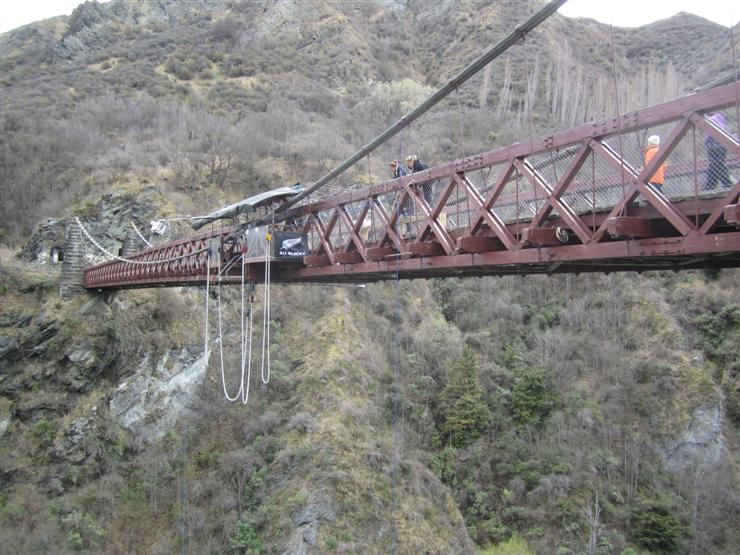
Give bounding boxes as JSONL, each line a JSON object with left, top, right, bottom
{"left": 216, "top": 254, "right": 254, "bottom": 403}
{"left": 261, "top": 232, "right": 272, "bottom": 385}
{"left": 202, "top": 230, "right": 272, "bottom": 404}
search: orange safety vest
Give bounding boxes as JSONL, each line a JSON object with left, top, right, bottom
{"left": 644, "top": 144, "right": 666, "bottom": 185}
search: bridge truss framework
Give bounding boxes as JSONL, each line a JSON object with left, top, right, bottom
{"left": 84, "top": 84, "right": 740, "bottom": 289}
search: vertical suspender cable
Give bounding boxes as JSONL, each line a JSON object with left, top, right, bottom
{"left": 609, "top": 24, "right": 629, "bottom": 215}
{"left": 730, "top": 8, "right": 740, "bottom": 133}
{"left": 455, "top": 86, "right": 467, "bottom": 161}
{"left": 523, "top": 35, "right": 539, "bottom": 212}
{"left": 456, "top": 86, "right": 467, "bottom": 229}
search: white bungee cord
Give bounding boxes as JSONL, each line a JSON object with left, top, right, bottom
{"left": 204, "top": 231, "right": 271, "bottom": 404}
{"left": 261, "top": 232, "right": 272, "bottom": 385}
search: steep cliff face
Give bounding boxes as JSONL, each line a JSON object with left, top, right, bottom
{"left": 2, "top": 246, "right": 738, "bottom": 553}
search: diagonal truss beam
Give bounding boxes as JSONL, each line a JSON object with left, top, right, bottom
{"left": 406, "top": 184, "right": 457, "bottom": 253}
{"left": 372, "top": 194, "right": 408, "bottom": 251}
{"left": 467, "top": 162, "right": 518, "bottom": 237}
{"left": 337, "top": 204, "right": 369, "bottom": 260}
{"left": 528, "top": 144, "right": 592, "bottom": 230}
{"left": 311, "top": 211, "right": 337, "bottom": 264}
{"left": 455, "top": 172, "right": 517, "bottom": 249}
{"left": 513, "top": 158, "right": 593, "bottom": 244}
{"left": 416, "top": 177, "right": 456, "bottom": 242}
{"left": 590, "top": 117, "right": 696, "bottom": 241}
{"left": 700, "top": 182, "right": 740, "bottom": 234}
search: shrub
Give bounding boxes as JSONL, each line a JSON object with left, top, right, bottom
{"left": 438, "top": 348, "right": 491, "bottom": 447}
{"left": 630, "top": 501, "right": 684, "bottom": 554}
{"left": 511, "top": 372, "right": 556, "bottom": 427}
{"left": 32, "top": 419, "right": 58, "bottom": 447}
{"left": 480, "top": 534, "right": 534, "bottom": 555}
{"left": 696, "top": 304, "right": 740, "bottom": 363}
{"left": 228, "top": 515, "right": 262, "bottom": 554}
{"left": 62, "top": 509, "right": 104, "bottom": 551}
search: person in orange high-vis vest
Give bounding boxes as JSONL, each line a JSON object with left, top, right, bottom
{"left": 644, "top": 135, "right": 666, "bottom": 192}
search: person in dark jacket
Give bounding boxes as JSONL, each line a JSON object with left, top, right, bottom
{"left": 405, "top": 155, "right": 434, "bottom": 204}
{"left": 704, "top": 112, "right": 733, "bottom": 190}
{"left": 405, "top": 155, "right": 429, "bottom": 173}
{"left": 391, "top": 160, "right": 414, "bottom": 217}
{"left": 390, "top": 160, "right": 407, "bottom": 179}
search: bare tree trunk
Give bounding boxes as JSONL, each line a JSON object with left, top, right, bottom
{"left": 581, "top": 492, "right": 605, "bottom": 555}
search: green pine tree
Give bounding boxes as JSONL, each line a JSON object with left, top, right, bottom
{"left": 511, "top": 371, "right": 556, "bottom": 427}
{"left": 439, "top": 348, "right": 492, "bottom": 448}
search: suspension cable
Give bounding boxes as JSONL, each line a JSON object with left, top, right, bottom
{"left": 609, "top": 24, "right": 628, "bottom": 215}
{"left": 258, "top": 0, "right": 567, "bottom": 221}
{"left": 131, "top": 221, "right": 152, "bottom": 248}
{"left": 522, "top": 35, "right": 539, "bottom": 211}
{"left": 76, "top": 217, "right": 207, "bottom": 264}
{"left": 730, "top": 8, "right": 740, "bottom": 134}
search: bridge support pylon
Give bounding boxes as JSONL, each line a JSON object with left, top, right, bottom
{"left": 60, "top": 220, "right": 85, "bottom": 299}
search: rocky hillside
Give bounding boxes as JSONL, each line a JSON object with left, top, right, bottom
{"left": 1, "top": 1, "right": 740, "bottom": 554}
{"left": 2, "top": 256, "right": 739, "bottom": 553}
{"left": 2, "top": 0, "right": 738, "bottom": 240}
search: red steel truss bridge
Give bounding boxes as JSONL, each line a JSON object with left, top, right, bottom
{"left": 84, "top": 83, "right": 740, "bottom": 290}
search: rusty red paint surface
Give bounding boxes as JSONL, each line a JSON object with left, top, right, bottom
{"left": 84, "top": 84, "right": 740, "bottom": 290}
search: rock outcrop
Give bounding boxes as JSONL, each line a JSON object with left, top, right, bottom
{"left": 660, "top": 403, "right": 728, "bottom": 471}
{"left": 110, "top": 348, "right": 209, "bottom": 441}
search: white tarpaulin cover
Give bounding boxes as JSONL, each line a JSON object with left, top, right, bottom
{"left": 190, "top": 185, "right": 304, "bottom": 230}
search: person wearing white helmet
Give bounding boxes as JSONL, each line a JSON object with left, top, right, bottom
{"left": 644, "top": 134, "right": 666, "bottom": 192}
{"left": 405, "top": 154, "right": 433, "bottom": 204}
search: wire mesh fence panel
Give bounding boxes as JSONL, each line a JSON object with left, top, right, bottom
{"left": 490, "top": 174, "right": 521, "bottom": 224}
{"left": 566, "top": 144, "right": 627, "bottom": 215}
{"left": 699, "top": 108, "right": 739, "bottom": 193}
{"left": 438, "top": 176, "right": 469, "bottom": 233}
{"left": 344, "top": 201, "right": 370, "bottom": 248}
{"left": 306, "top": 223, "right": 321, "bottom": 254}
{"left": 466, "top": 163, "right": 511, "bottom": 198}
{"left": 327, "top": 212, "right": 350, "bottom": 252}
